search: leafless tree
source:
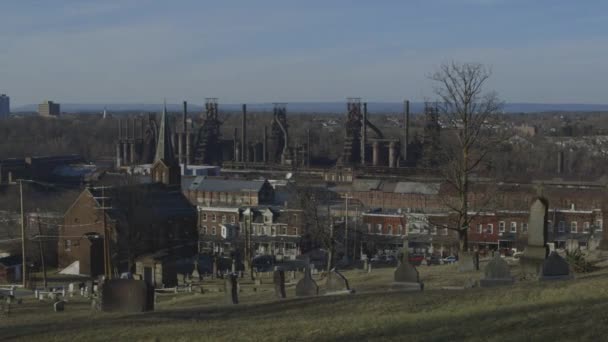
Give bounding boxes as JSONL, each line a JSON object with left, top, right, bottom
{"left": 430, "top": 62, "right": 504, "bottom": 252}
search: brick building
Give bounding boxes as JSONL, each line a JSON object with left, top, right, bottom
{"left": 197, "top": 205, "right": 303, "bottom": 260}
{"left": 186, "top": 177, "right": 275, "bottom": 207}
{"left": 60, "top": 184, "right": 197, "bottom": 276}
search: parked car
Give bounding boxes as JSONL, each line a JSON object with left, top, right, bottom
{"left": 252, "top": 255, "right": 275, "bottom": 272}
{"left": 443, "top": 255, "right": 457, "bottom": 264}
{"left": 408, "top": 254, "right": 425, "bottom": 265}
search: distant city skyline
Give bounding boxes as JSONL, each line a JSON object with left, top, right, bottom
{"left": 2, "top": 1, "right": 608, "bottom": 106}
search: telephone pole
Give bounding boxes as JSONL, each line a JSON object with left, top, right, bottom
{"left": 341, "top": 193, "right": 354, "bottom": 262}
{"left": 19, "top": 179, "right": 27, "bottom": 287}
{"left": 92, "top": 186, "right": 112, "bottom": 279}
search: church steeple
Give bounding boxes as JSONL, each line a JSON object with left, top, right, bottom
{"left": 151, "top": 101, "right": 181, "bottom": 186}
{"left": 154, "top": 101, "right": 176, "bottom": 164}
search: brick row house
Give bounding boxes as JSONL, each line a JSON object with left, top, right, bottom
{"left": 197, "top": 205, "right": 304, "bottom": 260}
{"left": 186, "top": 177, "right": 275, "bottom": 207}
{"left": 467, "top": 205, "right": 603, "bottom": 251}
{"left": 361, "top": 209, "right": 459, "bottom": 257}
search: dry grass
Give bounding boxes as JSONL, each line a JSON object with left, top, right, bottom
{"left": 2, "top": 263, "right": 608, "bottom": 341}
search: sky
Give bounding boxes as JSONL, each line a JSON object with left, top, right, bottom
{"left": 1, "top": 0, "right": 608, "bottom": 107}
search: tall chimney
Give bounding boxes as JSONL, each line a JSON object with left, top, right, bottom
{"left": 403, "top": 100, "right": 410, "bottom": 164}
{"left": 361, "top": 102, "right": 367, "bottom": 166}
{"left": 263, "top": 126, "right": 268, "bottom": 163}
{"left": 241, "top": 104, "right": 247, "bottom": 163}
{"left": 234, "top": 127, "right": 238, "bottom": 162}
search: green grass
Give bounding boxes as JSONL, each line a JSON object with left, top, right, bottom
{"left": 2, "top": 263, "right": 608, "bottom": 341}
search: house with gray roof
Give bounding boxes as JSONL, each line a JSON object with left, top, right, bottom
{"left": 186, "top": 177, "right": 274, "bottom": 206}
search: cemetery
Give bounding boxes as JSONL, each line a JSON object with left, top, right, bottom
{"left": 2, "top": 252, "right": 608, "bottom": 341}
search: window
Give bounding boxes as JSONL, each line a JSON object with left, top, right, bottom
{"left": 521, "top": 223, "right": 528, "bottom": 233}
{"left": 387, "top": 225, "right": 393, "bottom": 235}
{"left": 282, "top": 227, "right": 287, "bottom": 235}
{"left": 570, "top": 221, "right": 577, "bottom": 233}
{"left": 597, "top": 220, "right": 603, "bottom": 231}
{"left": 202, "top": 226, "right": 207, "bottom": 235}
{"left": 377, "top": 224, "right": 382, "bottom": 234}
{"left": 398, "top": 225, "right": 404, "bottom": 235}
{"left": 64, "top": 239, "right": 72, "bottom": 252}
{"left": 499, "top": 222, "right": 506, "bottom": 233}
{"left": 583, "top": 222, "right": 590, "bottom": 233}
{"left": 211, "top": 226, "right": 216, "bottom": 235}
{"left": 271, "top": 226, "right": 276, "bottom": 236}
{"left": 202, "top": 213, "right": 207, "bottom": 221}
{"left": 487, "top": 224, "right": 493, "bottom": 234}
{"left": 510, "top": 222, "right": 517, "bottom": 233}
{"left": 264, "top": 215, "right": 270, "bottom": 223}
{"left": 548, "top": 220, "right": 553, "bottom": 232}
{"left": 477, "top": 224, "right": 483, "bottom": 234}
{"left": 222, "top": 215, "right": 227, "bottom": 223}
{"left": 212, "top": 214, "right": 217, "bottom": 222}
{"left": 231, "top": 215, "right": 236, "bottom": 224}
{"left": 499, "top": 221, "right": 505, "bottom": 232}
{"left": 558, "top": 221, "right": 565, "bottom": 233}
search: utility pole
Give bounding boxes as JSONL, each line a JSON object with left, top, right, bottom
{"left": 92, "top": 186, "right": 112, "bottom": 279}
{"left": 19, "top": 179, "right": 27, "bottom": 287}
{"left": 341, "top": 193, "right": 354, "bottom": 261}
{"left": 36, "top": 215, "right": 47, "bottom": 289}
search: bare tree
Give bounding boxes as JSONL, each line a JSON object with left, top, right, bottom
{"left": 430, "top": 62, "right": 504, "bottom": 252}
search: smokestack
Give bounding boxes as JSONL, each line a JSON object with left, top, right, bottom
{"left": 307, "top": 128, "right": 311, "bottom": 168}
{"left": 361, "top": 102, "right": 367, "bottom": 166}
{"left": 263, "top": 126, "right": 268, "bottom": 163}
{"left": 234, "top": 127, "right": 238, "bottom": 162}
{"left": 403, "top": 100, "right": 410, "bottom": 164}
{"left": 241, "top": 104, "right": 247, "bottom": 163}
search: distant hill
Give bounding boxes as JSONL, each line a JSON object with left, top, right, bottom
{"left": 12, "top": 102, "right": 608, "bottom": 114}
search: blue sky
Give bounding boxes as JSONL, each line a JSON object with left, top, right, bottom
{"left": 1, "top": 0, "right": 607, "bottom": 106}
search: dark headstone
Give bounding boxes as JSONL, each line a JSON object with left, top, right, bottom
{"left": 540, "top": 252, "right": 573, "bottom": 281}
{"left": 54, "top": 301, "right": 65, "bottom": 312}
{"left": 295, "top": 267, "right": 318, "bottom": 297}
{"left": 224, "top": 273, "right": 239, "bottom": 304}
{"left": 393, "top": 258, "right": 423, "bottom": 291}
{"left": 273, "top": 269, "right": 286, "bottom": 299}
{"left": 394, "top": 261, "right": 419, "bottom": 283}
{"left": 480, "top": 255, "right": 514, "bottom": 287}
{"left": 100, "top": 279, "right": 154, "bottom": 312}
{"left": 326, "top": 269, "right": 352, "bottom": 294}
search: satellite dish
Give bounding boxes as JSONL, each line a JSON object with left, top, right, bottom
{"left": 286, "top": 172, "right": 293, "bottom": 180}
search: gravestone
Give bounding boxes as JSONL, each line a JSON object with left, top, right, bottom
{"left": 224, "top": 273, "right": 239, "bottom": 304}
{"left": 100, "top": 279, "right": 154, "bottom": 312}
{"left": 393, "top": 247, "right": 423, "bottom": 291}
{"left": 295, "top": 267, "right": 319, "bottom": 297}
{"left": 520, "top": 198, "right": 549, "bottom": 278}
{"left": 363, "top": 259, "right": 368, "bottom": 272}
{"left": 480, "top": 254, "right": 514, "bottom": 287}
{"left": 458, "top": 252, "right": 476, "bottom": 272}
{"left": 325, "top": 269, "right": 353, "bottom": 295}
{"left": 54, "top": 301, "right": 65, "bottom": 312}
{"left": 540, "top": 252, "right": 573, "bottom": 281}
{"left": 273, "top": 268, "right": 286, "bottom": 299}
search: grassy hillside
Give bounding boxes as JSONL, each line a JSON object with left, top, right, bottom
{"left": 2, "top": 263, "right": 608, "bottom": 341}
